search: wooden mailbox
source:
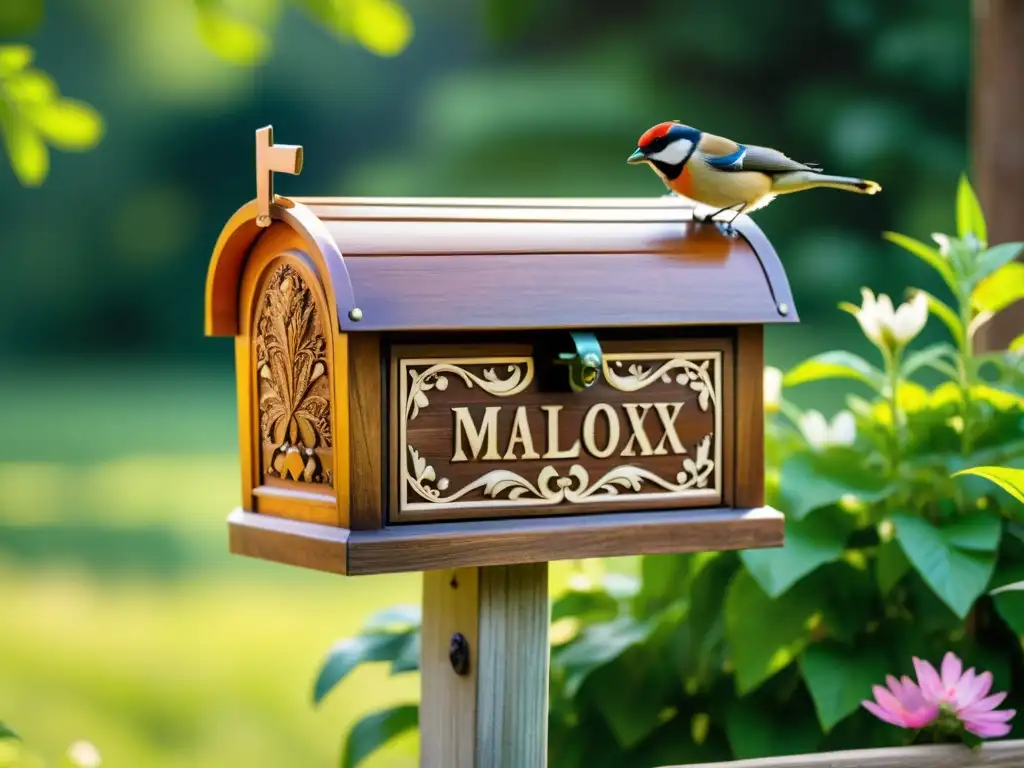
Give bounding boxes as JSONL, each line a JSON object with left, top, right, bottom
{"left": 205, "top": 128, "right": 797, "bottom": 578}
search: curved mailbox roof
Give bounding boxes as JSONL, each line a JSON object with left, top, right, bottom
{"left": 206, "top": 196, "right": 798, "bottom": 335}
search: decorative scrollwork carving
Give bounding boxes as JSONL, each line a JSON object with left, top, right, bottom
{"left": 406, "top": 435, "right": 715, "bottom": 505}
{"left": 604, "top": 357, "right": 717, "bottom": 411}
{"left": 405, "top": 362, "right": 533, "bottom": 420}
{"left": 399, "top": 353, "right": 721, "bottom": 511}
{"left": 254, "top": 264, "right": 332, "bottom": 485}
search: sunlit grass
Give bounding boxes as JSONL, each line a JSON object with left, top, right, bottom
{"left": 0, "top": 365, "right": 629, "bottom": 765}
{"left": 0, "top": 567, "right": 421, "bottom": 767}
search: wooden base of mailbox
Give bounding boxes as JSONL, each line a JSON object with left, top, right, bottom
{"left": 226, "top": 505, "right": 783, "bottom": 576}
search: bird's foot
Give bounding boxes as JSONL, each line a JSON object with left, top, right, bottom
{"left": 715, "top": 220, "right": 739, "bottom": 238}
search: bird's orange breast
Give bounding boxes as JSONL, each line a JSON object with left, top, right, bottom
{"left": 671, "top": 164, "right": 695, "bottom": 198}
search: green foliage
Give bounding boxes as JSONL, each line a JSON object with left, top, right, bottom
{"left": 0, "top": 0, "right": 411, "bottom": 187}
{"left": 313, "top": 605, "right": 420, "bottom": 705}
{"left": 0, "top": 0, "right": 43, "bottom": 37}
{"left": 318, "top": 179, "right": 1024, "bottom": 765}
{"left": 341, "top": 705, "right": 418, "bottom": 768}
{"left": 956, "top": 466, "right": 1024, "bottom": 506}
{"left": 189, "top": 0, "right": 414, "bottom": 64}
{"left": 0, "top": 46, "right": 104, "bottom": 186}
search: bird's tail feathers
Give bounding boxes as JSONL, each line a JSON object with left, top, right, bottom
{"left": 772, "top": 171, "right": 881, "bottom": 195}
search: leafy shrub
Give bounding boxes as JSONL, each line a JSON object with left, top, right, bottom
{"left": 314, "top": 177, "right": 1024, "bottom": 767}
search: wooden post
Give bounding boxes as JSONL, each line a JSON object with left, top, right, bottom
{"left": 972, "top": 0, "right": 1024, "bottom": 351}
{"left": 421, "top": 564, "right": 550, "bottom": 768}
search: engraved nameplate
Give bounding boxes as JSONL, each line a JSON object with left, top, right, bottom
{"left": 390, "top": 343, "right": 731, "bottom": 522}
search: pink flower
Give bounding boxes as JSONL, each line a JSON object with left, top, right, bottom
{"left": 862, "top": 674, "right": 940, "bottom": 729}
{"left": 913, "top": 652, "right": 1016, "bottom": 738}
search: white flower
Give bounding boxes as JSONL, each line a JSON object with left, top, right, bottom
{"left": 854, "top": 288, "right": 928, "bottom": 350}
{"left": 798, "top": 409, "right": 857, "bottom": 451}
{"left": 763, "top": 366, "right": 783, "bottom": 412}
{"left": 66, "top": 741, "right": 101, "bottom": 768}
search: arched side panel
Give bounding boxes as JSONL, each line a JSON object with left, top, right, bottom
{"left": 206, "top": 199, "right": 359, "bottom": 338}
{"left": 237, "top": 224, "right": 347, "bottom": 526}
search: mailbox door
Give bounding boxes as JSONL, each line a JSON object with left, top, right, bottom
{"left": 385, "top": 335, "right": 736, "bottom": 523}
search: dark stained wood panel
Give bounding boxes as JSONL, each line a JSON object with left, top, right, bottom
{"left": 346, "top": 252, "right": 784, "bottom": 332}
{"left": 388, "top": 339, "right": 733, "bottom": 522}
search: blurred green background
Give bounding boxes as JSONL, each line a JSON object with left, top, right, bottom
{"left": 0, "top": 0, "right": 972, "bottom": 765}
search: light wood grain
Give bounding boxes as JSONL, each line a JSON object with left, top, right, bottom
{"left": 667, "top": 741, "right": 1024, "bottom": 768}
{"left": 476, "top": 563, "right": 549, "bottom": 767}
{"left": 237, "top": 239, "right": 340, "bottom": 526}
{"left": 421, "top": 568, "right": 480, "bottom": 768}
{"left": 419, "top": 565, "right": 549, "bottom": 768}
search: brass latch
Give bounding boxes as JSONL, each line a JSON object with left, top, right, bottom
{"left": 539, "top": 331, "right": 603, "bottom": 392}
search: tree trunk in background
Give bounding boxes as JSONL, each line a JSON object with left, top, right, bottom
{"left": 972, "top": 0, "right": 1024, "bottom": 351}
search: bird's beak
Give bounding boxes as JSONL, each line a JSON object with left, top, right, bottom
{"left": 626, "top": 149, "right": 646, "bottom": 165}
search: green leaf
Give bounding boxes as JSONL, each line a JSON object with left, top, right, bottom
{"left": 954, "top": 466, "right": 1024, "bottom": 505}
{"left": 390, "top": 632, "right": 420, "bottom": 675}
{"left": 5, "top": 68, "right": 57, "bottom": 103}
{"left": 883, "top": 232, "right": 957, "bottom": 295}
{"left": 972, "top": 262, "right": 1024, "bottom": 314}
{"left": 24, "top": 99, "right": 104, "bottom": 151}
{"left": 313, "top": 631, "right": 413, "bottom": 704}
{"left": 362, "top": 604, "right": 421, "bottom": 632}
{"left": 741, "top": 507, "right": 851, "bottom": 599}
{"left": 349, "top": 0, "right": 414, "bottom": 57}
{"left": 0, "top": 44, "right": 33, "bottom": 76}
{"left": 552, "top": 588, "right": 620, "bottom": 624}
{"left": 779, "top": 449, "right": 891, "bottom": 521}
{"left": 818, "top": 561, "right": 877, "bottom": 642}
{"left": 556, "top": 617, "right": 654, "bottom": 697}
{"left": 801, "top": 640, "right": 891, "bottom": 731}
{"left": 674, "top": 552, "right": 738, "bottom": 686}
{"left": 0, "top": 106, "right": 48, "bottom": 186}
{"left": 725, "top": 570, "right": 819, "bottom": 694}
{"left": 635, "top": 554, "right": 693, "bottom": 618}
{"left": 957, "top": 174, "right": 987, "bottom": 247}
{"left": 988, "top": 564, "right": 1024, "bottom": 635}
{"left": 725, "top": 697, "right": 822, "bottom": 759}
{"left": 0, "top": 721, "right": 18, "bottom": 740}
{"left": 892, "top": 513, "right": 1000, "bottom": 618}
{"left": 901, "top": 343, "right": 958, "bottom": 380}
{"left": 976, "top": 242, "right": 1024, "bottom": 281}
{"left": 1011, "top": 333, "right": 1023, "bottom": 353}
{"left": 876, "top": 539, "right": 910, "bottom": 595}
{"left": 784, "top": 351, "right": 885, "bottom": 390}
{"left": 293, "top": 0, "right": 413, "bottom": 57}
{"left": 918, "top": 290, "right": 966, "bottom": 346}
{"left": 941, "top": 515, "right": 1003, "bottom": 551}
{"left": 0, "top": 0, "right": 44, "bottom": 36}
{"left": 341, "top": 704, "right": 418, "bottom": 768}
{"left": 195, "top": 4, "right": 271, "bottom": 65}
{"left": 583, "top": 642, "right": 679, "bottom": 751}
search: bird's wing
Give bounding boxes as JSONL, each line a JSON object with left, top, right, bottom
{"left": 706, "top": 143, "right": 822, "bottom": 174}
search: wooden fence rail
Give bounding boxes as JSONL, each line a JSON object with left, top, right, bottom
{"left": 664, "top": 740, "right": 1024, "bottom": 768}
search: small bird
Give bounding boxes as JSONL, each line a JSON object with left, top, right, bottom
{"left": 627, "top": 122, "right": 881, "bottom": 235}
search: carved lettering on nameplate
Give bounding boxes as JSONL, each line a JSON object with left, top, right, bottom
{"left": 254, "top": 264, "right": 333, "bottom": 487}
{"left": 394, "top": 351, "right": 723, "bottom": 520}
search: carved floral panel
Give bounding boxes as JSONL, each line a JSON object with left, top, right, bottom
{"left": 254, "top": 264, "right": 333, "bottom": 487}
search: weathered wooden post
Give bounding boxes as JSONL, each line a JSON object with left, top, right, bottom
{"left": 972, "top": 0, "right": 1024, "bottom": 352}
{"left": 204, "top": 127, "right": 796, "bottom": 766}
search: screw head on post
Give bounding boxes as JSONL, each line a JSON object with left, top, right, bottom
{"left": 449, "top": 632, "right": 470, "bottom": 676}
